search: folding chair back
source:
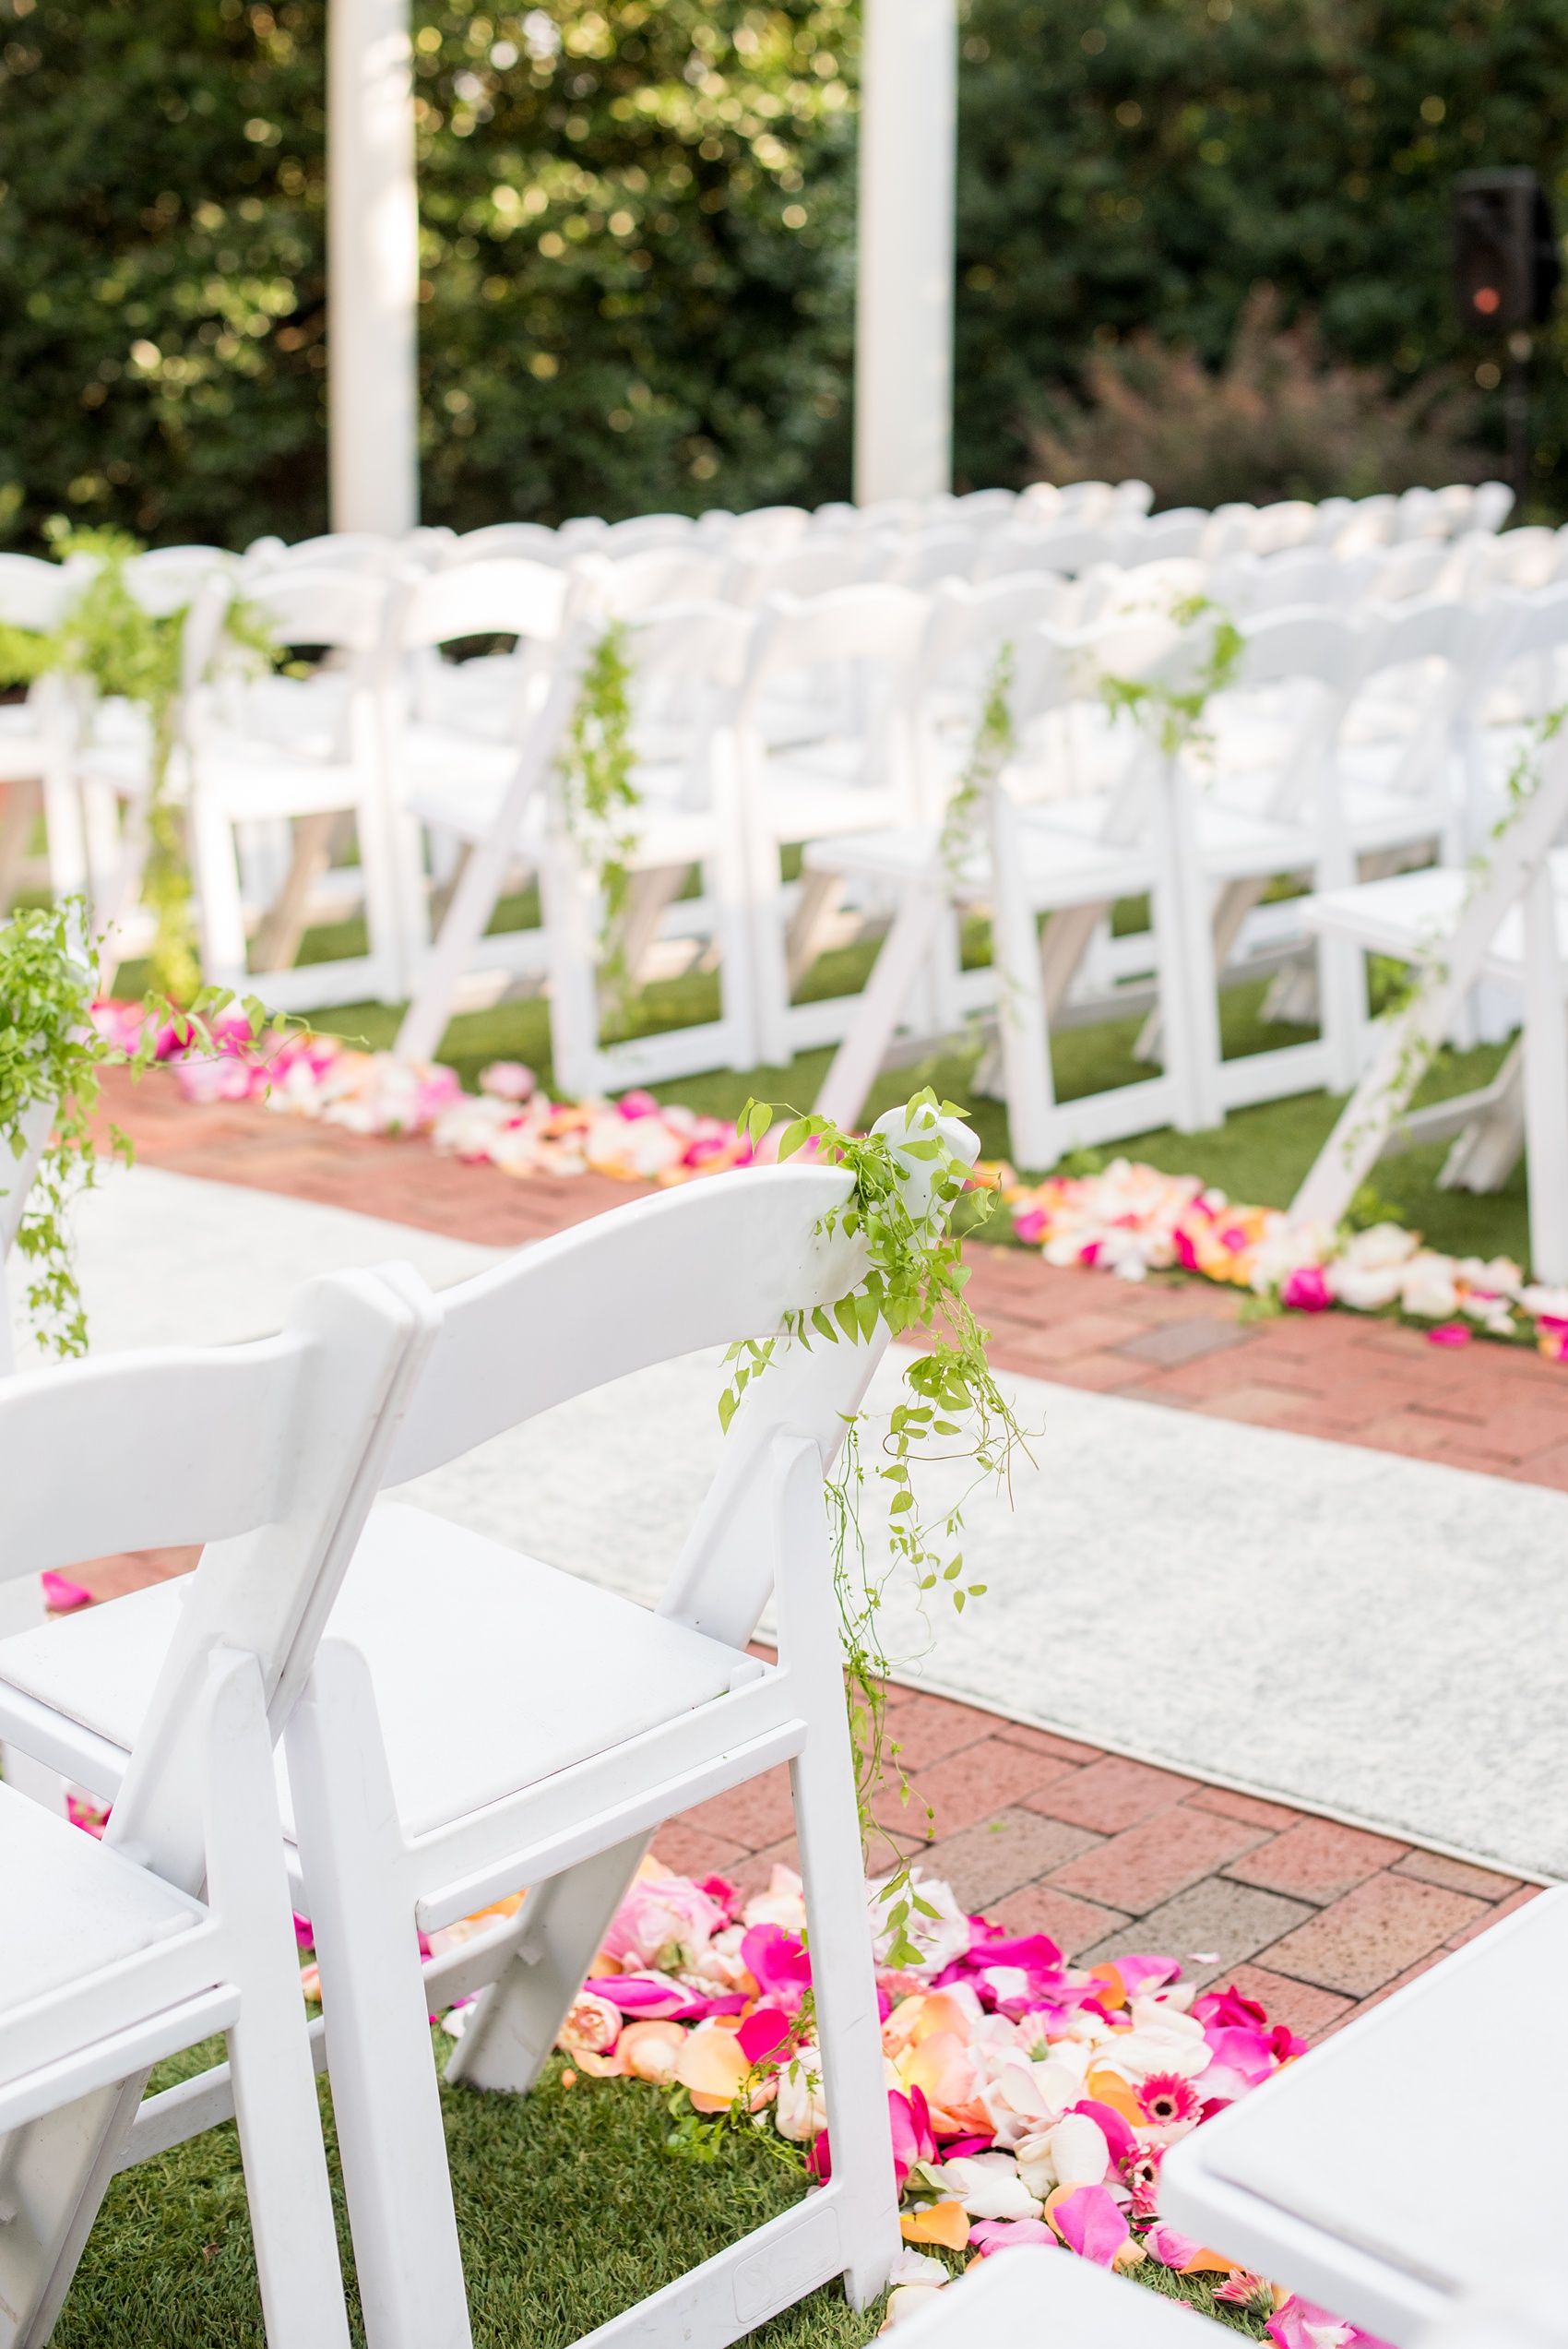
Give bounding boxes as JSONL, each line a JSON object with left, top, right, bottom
{"left": 598, "top": 513, "right": 697, "bottom": 557}
{"left": 0, "top": 1263, "right": 430, "bottom": 2348}
{"left": 740, "top": 583, "right": 930, "bottom": 712}
{"left": 384, "top": 1164, "right": 866, "bottom": 1510}
{"left": 3, "top": 1264, "right": 435, "bottom": 1889}
{"left": 729, "top": 533, "right": 867, "bottom": 606}
{"left": 438, "top": 521, "right": 567, "bottom": 568}
{"left": 0, "top": 554, "right": 77, "bottom": 632}
{"left": 391, "top": 556, "right": 567, "bottom": 657}
{"left": 972, "top": 522, "right": 1113, "bottom": 582}
{"left": 124, "top": 547, "right": 232, "bottom": 618}
{"left": 245, "top": 566, "right": 387, "bottom": 660}
{"left": 876, "top": 525, "right": 983, "bottom": 590}
{"left": 596, "top": 547, "right": 731, "bottom": 615}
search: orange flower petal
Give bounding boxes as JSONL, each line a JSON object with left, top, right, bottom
{"left": 899, "top": 2202, "right": 970, "bottom": 2251}
{"left": 1087, "top": 1963, "right": 1126, "bottom": 2009}
{"left": 1085, "top": 2069, "right": 1146, "bottom": 2128}
{"left": 675, "top": 2024, "right": 749, "bottom": 2113}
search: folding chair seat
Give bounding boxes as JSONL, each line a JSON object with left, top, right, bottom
{"left": 185, "top": 567, "right": 401, "bottom": 1009}
{"left": 888, "top": 2244, "right": 1218, "bottom": 2347}
{"left": 0, "top": 1134, "right": 957, "bottom": 2349}
{"left": 1160, "top": 1887, "right": 1568, "bottom": 2344}
{"left": 0, "top": 1258, "right": 432, "bottom": 2348}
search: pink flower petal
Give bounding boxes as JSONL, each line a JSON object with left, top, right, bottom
{"left": 1049, "top": 2183, "right": 1130, "bottom": 2266}
{"left": 42, "top": 1571, "right": 92, "bottom": 1613}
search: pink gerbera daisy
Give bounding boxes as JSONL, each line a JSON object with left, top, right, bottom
{"left": 1137, "top": 2072, "right": 1201, "bottom": 2128}
{"left": 1123, "top": 2144, "right": 1163, "bottom": 2219}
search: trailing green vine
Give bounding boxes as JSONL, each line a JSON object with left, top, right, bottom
{"left": 556, "top": 619, "right": 640, "bottom": 1009}
{"left": 46, "top": 525, "right": 196, "bottom": 1000}
{"left": 0, "top": 899, "right": 273, "bottom": 1358}
{"left": 1336, "top": 702, "right": 1568, "bottom": 1175}
{"left": 939, "top": 642, "right": 1016, "bottom": 877}
{"left": 721, "top": 1090, "right": 1034, "bottom": 1966}
{"left": 1099, "top": 592, "right": 1244, "bottom": 756}
{"left": 0, "top": 527, "right": 276, "bottom": 1005}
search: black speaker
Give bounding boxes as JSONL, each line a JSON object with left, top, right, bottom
{"left": 1453, "top": 168, "right": 1561, "bottom": 333}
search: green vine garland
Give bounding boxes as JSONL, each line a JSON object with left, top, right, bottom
{"left": 940, "top": 642, "right": 1016, "bottom": 877}
{"left": 0, "top": 900, "right": 272, "bottom": 1358}
{"left": 1099, "top": 592, "right": 1245, "bottom": 756}
{"left": 722, "top": 1089, "right": 1034, "bottom": 1967}
{"left": 1337, "top": 701, "right": 1568, "bottom": 1178}
{"left": 0, "top": 527, "right": 275, "bottom": 1006}
{"left": 556, "top": 619, "right": 640, "bottom": 1008}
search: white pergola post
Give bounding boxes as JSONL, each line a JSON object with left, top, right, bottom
{"left": 853, "top": 0, "right": 957, "bottom": 507}
{"left": 327, "top": 0, "right": 421, "bottom": 533}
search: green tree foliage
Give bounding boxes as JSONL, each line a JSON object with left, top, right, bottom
{"left": 954, "top": 0, "right": 1568, "bottom": 507}
{"left": 5, "top": 0, "right": 1568, "bottom": 543}
{"left": 0, "top": 0, "right": 857, "bottom": 547}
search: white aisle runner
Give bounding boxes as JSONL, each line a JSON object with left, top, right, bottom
{"left": 21, "top": 1163, "right": 1568, "bottom": 1881}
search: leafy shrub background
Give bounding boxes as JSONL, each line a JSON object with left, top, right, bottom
{"left": 1028, "top": 287, "right": 1488, "bottom": 510}
{"left": 0, "top": 0, "right": 1566, "bottom": 545}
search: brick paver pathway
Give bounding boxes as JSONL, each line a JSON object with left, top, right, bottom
{"left": 79, "top": 1068, "right": 1562, "bottom": 2038}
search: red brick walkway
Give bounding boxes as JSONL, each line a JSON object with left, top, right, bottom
{"left": 99, "top": 1068, "right": 1568, "bottom": 1492}
{"left": 83, "top": 1068, "right": 1560, "bottom": 2039}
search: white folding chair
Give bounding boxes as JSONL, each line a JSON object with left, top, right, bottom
{"left": 1288, "top": 721, "right": 1568, "bottom": 1280}
{"left": 0, "top": 1258, "right": 434, "bottom": 2349}
{"left": 806, "top": 616, "right": 1241, "bottom": 1150}
{"left": 972, "top": 524, "right": 1115, "bottom": 584}
{"left": 540, "top": 598, "right": 759, "bottom": 1093}
{"left": 377, "top": 555, "right": 575, "bottom": 993}
{"left": 0, "top": 1088, "right": 53, "bottom": 1675}
{"left": 734, "top": 584, "right": 931, "bottom": 1065}
{"left": 1161, "top": 1887, "right": 1568, "bottom": 2345}
{"left": 887, "top": 2246, "right": 1218, "bottom": 2347}
{"left": 0, "top": 1143, "right": 946, "bottom": 2349}
{"left": 727, "top": 534, "right": 869, "bottom": 607}
{"left": 593, "top": 546, "right": 731, "bottom": 615}
{"left": 186, "top": 567, "right": 400, "bottom": 1009}
{"left": 0, "top": 555, "right": 89, "bottom": 920}
{"left": 437, "top": 522, "right": 569, "bottom": 569}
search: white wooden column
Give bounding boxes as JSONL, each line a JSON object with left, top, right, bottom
{"left": 853, "top": 0, "right": 957, "bottom": 507}
{"left": 328, "top": 0, "right": 420, "bottom": 532}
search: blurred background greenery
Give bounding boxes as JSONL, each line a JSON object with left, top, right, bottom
{"left": 4, "top": 0, "right": 1568, "bottom": 547}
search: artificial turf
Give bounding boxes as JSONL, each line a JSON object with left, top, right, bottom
{"left": 57, "top": 2039, "right": 1275, "bottom": 2344}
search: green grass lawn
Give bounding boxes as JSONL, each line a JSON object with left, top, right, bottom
{"left": 113, "top": 898, "right": 1528, "bottom": 1268}
{"left": 59, "top": 2041, "right": 1274, "bottom": 2345}
{"left": 228, "top": 919, "right": 1525, "bottom": 1271}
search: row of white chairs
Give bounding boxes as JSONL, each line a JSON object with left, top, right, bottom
{"left": 1, "top": 489, "right": 1560, "bottom": 1210}
{"left": 0, "top": 1107, "right": 983, "bottom": 2344}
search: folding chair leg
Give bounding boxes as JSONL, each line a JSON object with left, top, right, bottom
{"left": 287, "top": 1644, "right": 472, "bottom": 2349}
{"left": 10, "top": 2072, "right": 150, "bottom": 2349}
{"left": 443, "top": 1832, "right": 651, "bottom": 2094}
{"left": 771, "top": 1435, "right": 899, "bottom": 2314}
{"left": 813, "top": 885, "right": 947, "bottom": 1130}
{"left": 1521, "top": 861, "right": 1568, "bottom": 1283}
{"left": 205, "top": 1649, "right": 351, "bottom": 2349}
